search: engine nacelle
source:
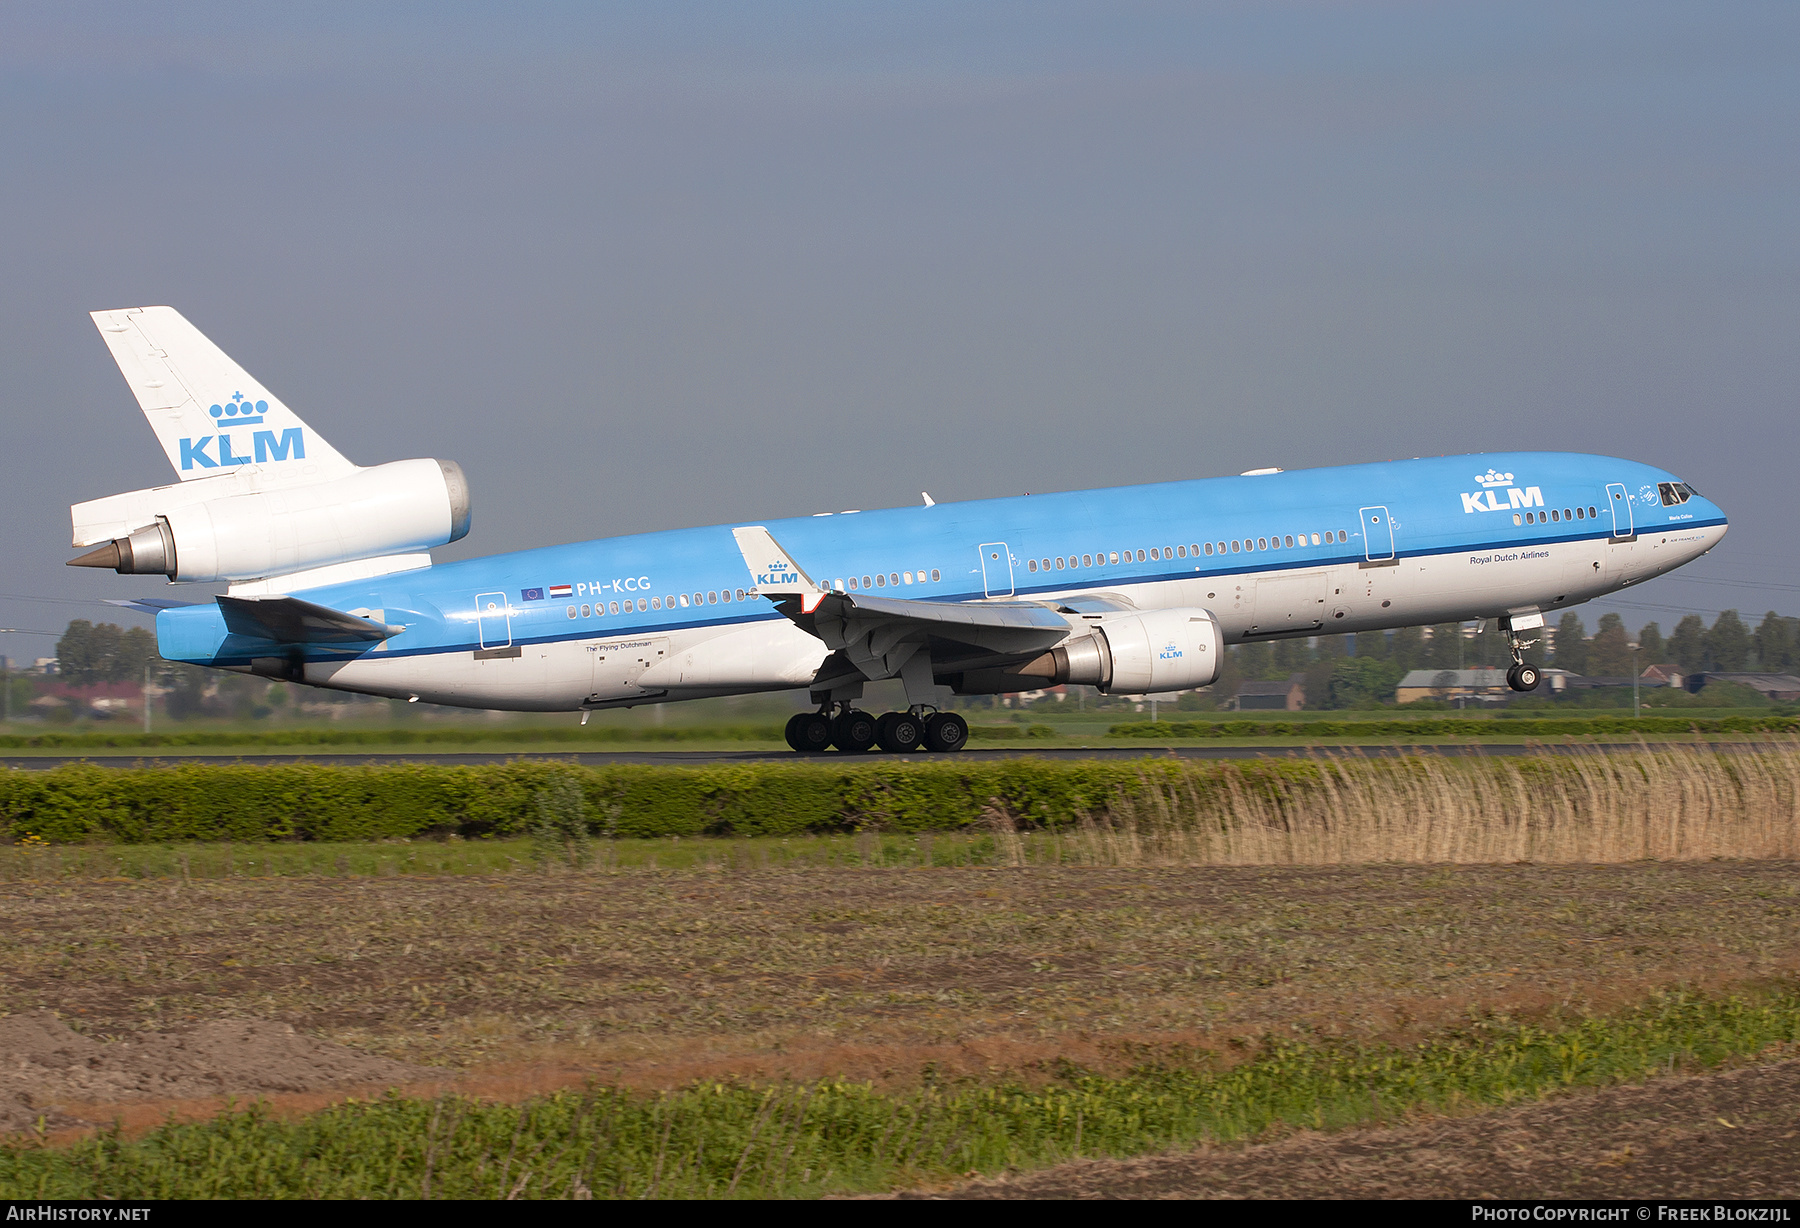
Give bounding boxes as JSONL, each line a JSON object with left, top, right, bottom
{"left": 69, "top": 458, "right": 470, "bottom": 583}
{"left": 951, "top": 607, "right": 1222, "bottom": 696}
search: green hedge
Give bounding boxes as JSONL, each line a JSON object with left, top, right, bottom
{"left": 0, "top": 758, "right": 1329, "bottom": 845}
{"left": 1108, "top": 715, "right": 1800, "bottom": 739}
{"left": 0, "top": 724, "right": 787, "bottom": 750}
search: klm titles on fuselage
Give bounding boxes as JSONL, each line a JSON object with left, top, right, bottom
{"left": 1459, "top": 470, "right": 1544, "bottom": 515}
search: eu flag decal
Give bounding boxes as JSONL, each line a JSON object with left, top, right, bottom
{"left": 521, "top": 588, "right": 544, "bottom": 602}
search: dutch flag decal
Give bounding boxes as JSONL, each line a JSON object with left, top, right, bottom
{"left": 548, "top": 584, "right": 573, "bottom": 599}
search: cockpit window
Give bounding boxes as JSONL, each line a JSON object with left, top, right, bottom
{"left": 1659, "top": 482, "right": 1696, "bottom": 507}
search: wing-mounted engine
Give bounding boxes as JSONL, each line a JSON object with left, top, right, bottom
{"left": 68, "top": 458, "right": 470, "bottom": 584}
{"left": 954, "top": 607, "right": 1222, "bottom": 696}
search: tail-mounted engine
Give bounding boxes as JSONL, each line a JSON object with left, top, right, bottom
{"left": 69, "top": 458, "right": 470, "bottom": 584}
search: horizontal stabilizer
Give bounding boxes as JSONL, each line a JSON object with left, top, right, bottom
{"left": 216, "top": 595, "right": 400, "bottom": 644}
{"left": 104, "top": 597, "right": 200, "bottom": 617}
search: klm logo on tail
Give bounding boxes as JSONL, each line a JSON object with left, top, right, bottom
{"left": 179, "top": 392, "right": 305, "bottom": 470}
{"left": 1460, "top": 469, "right": 1543, "bottom": 514}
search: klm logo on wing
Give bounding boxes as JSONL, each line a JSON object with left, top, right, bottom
{"left": 756, "top": 558, "right": 802, "bottom": 588}
{"left": 1459, "top": 469, "right": 1543, "bottom": 515}
{"left": 178, "top": 391, "right": 305, "bottom": 471}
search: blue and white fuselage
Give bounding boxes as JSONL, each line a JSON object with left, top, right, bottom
{"left": 154, "top": 451, "right": 1724, "bottom": 711}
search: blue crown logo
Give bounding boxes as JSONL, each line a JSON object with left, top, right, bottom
{"left": 207, "top": 391, "right": 267, "bottom": 426}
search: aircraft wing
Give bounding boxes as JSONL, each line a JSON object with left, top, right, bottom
{"left": 215, "top": 595, "right": 402, "bottom": 644}
{"left": 731, "top": 525, "right": 1074, "bottom": 683}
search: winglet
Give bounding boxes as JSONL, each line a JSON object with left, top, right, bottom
{"left": 731, "top": 526, "right": 828, "bottom": 614}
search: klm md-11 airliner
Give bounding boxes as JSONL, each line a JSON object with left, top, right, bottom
{"left": 70, "top": 307, "right": 1726, "bottom": 753}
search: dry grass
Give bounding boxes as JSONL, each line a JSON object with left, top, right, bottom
{"left": 987, "top": 743, "right": 1800, "bottom": 867}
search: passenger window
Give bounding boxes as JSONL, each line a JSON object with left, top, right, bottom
{"left": 637, "top": 598, "right": 648, "bottom": 612}
{"left": 1028, "top": 559, "right": 1038, "bottom": 572}
{"left": 1257, "top": 538, "right": 1267, "bottom": 550}
{"left": 582, "top": 604, "right": 591, "bottom": 617}
{"left": 609, "top": 601, "right": 620, "bottom": 615}
{"left": 835, "top": 579, "right": 845, "bottom": 592}
{"left": 567, "top": 605, "right": 578, "bottom": 619}
{"left": 863, "top": 575, "right": 873, "bottom": 589}
{"left": 1109, "top": 551, "right": 1120, "bottom": 564}
{"left": 1338, "top": 530, "right": 1348, "bottom": 543}
{"left": 1550, "top": 510, "right": 1559, "bottom": 522}
{"left": 1284, "top": 535, "right": 1293, "bottom": 548}
{"left": 1562, "top": 508, "right": 1571, "bottom": 521}
{"left": 1513, "top": 513, "right": 1522, "bottom": 525}
{"left": 889, "top": 574, "right": 898, "bottom": 587}
{"left": 708, "top": 591, "right": 718, "bottom": 603}
{"left": 678, "top": 595, "right": 689, "bottom": 608}
{"left": 1525, "top": 513, "right": 1535, "bottom": 524}
{"left": 1176, "top": 545, "right": 1186, "bottom": 558}
{"left": 847, "top": 577, "right": 857, "bottom": 590}
{"left": 651, "top": 597, "right": 661, "bottom": 610}
{"left": 931, "top": 569, "right": 940, "bottom": 582}
{"left": 1575, "top": 507, "right": 1584, "bottom": 520}
{"left": 1588, "top": 506, "right": 1597, "bottom": 518}
{"left": 1204, "top": 542, "right": 1214, "bottom": 555}
{"left": 1082, "top": 554, "right": 1093, "bottom": 567}
{"left": 875, "top": 573, "right": 885, "bottom": 587}
{"left": 903, "top": 571, "right": 913, "bottom": 584}
{"left": 1053, "top": 556, "right": 1064, "bottom": 570}
{"left": 1311, "top": 533, "right": 1320, "bottom": 545}
{"left": 1231, "top": 540, "right": 1241, "bottom": 553}
{"left": 1149, "top": 548, "right": 1159, "bottom": 561}
{"left": 1136, "top": 549, "right": 1146, "bottom": 562}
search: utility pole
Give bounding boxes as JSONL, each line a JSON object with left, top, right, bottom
{"left": 1630, "top": 641, "right": 1641, "bottom": 718}
{"left": 144, "top": 660, "right": 153, "bottom": 734}
{"left": 2, "top": 655, "right": 8, "bottom": 726}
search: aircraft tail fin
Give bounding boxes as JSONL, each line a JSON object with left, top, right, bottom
{"left": 731, "top": 526, "right": 828, "bottom": 613}
{"left": 90, "top": 307, "right": 355, "bottom": 482}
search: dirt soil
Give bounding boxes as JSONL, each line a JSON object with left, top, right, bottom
{"left": 913, "top": 1057, "right": 1800, "bottom": 1199}
{"left": 3, "top": 861, "right": 1798, "bottom": 1141}
{"left": 0, "top": 1010, "right": 425, "bottom": 1133}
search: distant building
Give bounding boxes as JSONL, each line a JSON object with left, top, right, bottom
{"left": 1640, "top": 664, "right": 1684, "bottom": 688}
{"left": 1685, "top": 673, "right": 1800, "bottom": 702}
{"left": 1229, "top": 675, "right": 1306, "bottom": 711}
{"left": 1396, "top": 667, "right": 1515, "bottom": 705}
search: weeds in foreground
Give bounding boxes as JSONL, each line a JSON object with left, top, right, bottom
{"left": 4, "top": 987, "right": 1796, "bottom": 1199}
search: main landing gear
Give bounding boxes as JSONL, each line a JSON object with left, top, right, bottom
{"left": 783, "top": 706, "right": 968, "bottom": 754}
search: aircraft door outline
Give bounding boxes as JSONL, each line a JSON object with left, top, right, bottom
{"left": 1606, "top": 484, "right": 1634, "bottom": 539}
{"left": 978, "top": 542, "right": 1014, "bottom": 598}
{"left": 475, "top": 592, "right": 511, "bottom": 649}
{"left": 1358, "top": 506, "right": 1395, "bottom": 561}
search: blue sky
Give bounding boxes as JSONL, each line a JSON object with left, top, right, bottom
{"left": 3, "top": 2, "right": 1796, "bottom": 655}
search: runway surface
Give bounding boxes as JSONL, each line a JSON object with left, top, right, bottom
{"left": 0, "top": 742, "right": 1762, "bottom": 769}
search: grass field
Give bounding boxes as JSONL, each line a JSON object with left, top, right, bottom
{"left": 5, "top": 744, "right": 1799, "bottom": 1197}
{"left": 6, "top": 987, "right": 1799, "bottom": 1198}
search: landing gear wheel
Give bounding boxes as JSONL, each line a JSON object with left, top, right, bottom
{"left": 923, "top": 711, "right": 969, "bottom": 753}
{"left": 875, "top": 711, "right": 925, "bottom": 754}
{"left": 787, "top": 712, "right": 833, "bottom": 753}
{"left": 1509, "top": 663, "right": 1540, "bottom": 692}
{"left": 831, "top": 708, "right": 878, "bottom": 753}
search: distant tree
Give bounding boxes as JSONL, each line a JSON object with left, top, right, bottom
{"left": 1426, "top": 623, "right": 1464, "bottom": 671}
{"left": 1431, "top": 669, "right": 1458, "bottom": 701}
{"left": 1554, "top": 613, "right": 1589, "bottom": 676}
{"left": 1353, "top": 630, "right": 1388, "bottom": 661}
{"left": 1301, "top": 656, "right": 1337, "bottom": 710}
{"left": 53, "top": 620, "right": 161, "bottom": 686}
{"left": 1389, "top": 626, "right": 1425, "bottom": 672}
{"left": 1271, "top": 637, "right": 1311, "bottom": 676}
{"left": 1669, "top": 615, "right": 1708, "bottom": 674}
{"left": 1588, "top": 613, "right": 1633, "bottom": 678}
{"left": 1637, "top": 621, "right": 1665, "bottom": 664}
{"left": 1707, "top": 610, "right": 1750, "bottom": 672}
{"left": 1315, "top": 633, "right": 1348, "bottom": 660}
{"left": 1753, "top": 612, "right": 1796, "bottom": 673}
{"left": 1235, "top": 640, "right": 1273, "bottom": 681}
{"left": 1328, "top": 657, "right": 1404, "bottom": 708}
